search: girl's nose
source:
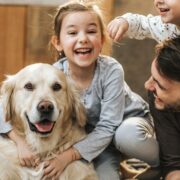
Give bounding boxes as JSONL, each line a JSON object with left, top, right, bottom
{"left": 79, "top": 32, "right": 88, "bottom": 44}
{"left": 144, "top": 76, "right": 155, "bottom": 91}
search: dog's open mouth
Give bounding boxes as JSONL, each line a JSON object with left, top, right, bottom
{"left": 34, "top": 120, "right": 55, "bottom": 133}
{"left": 25, "top": 113, "right": 55, "bottom": 134}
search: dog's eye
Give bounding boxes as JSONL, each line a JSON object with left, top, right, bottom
{"left": 24, "top": 83, "right": 34, "bottom": 91}
{"left": 52, "top": 83, "right": 61, "bottom": 91}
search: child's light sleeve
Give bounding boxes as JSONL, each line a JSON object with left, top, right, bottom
{"left": 121, "top": 13, "right": 179, "bottom": 42}
{"left": 0, "top": 103, "right": 13, "bottom": 134}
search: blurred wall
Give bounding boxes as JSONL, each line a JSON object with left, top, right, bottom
{"left": 0, "top": 0, "right": 159, "bottom": 101}
{"left": 111, "top": 0, "right": 157, "bottom": 100}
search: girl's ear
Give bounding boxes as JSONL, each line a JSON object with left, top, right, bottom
{"left": 51, "top": 35, "right": 62, "bottom": 51}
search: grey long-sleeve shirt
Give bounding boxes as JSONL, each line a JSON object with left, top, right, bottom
{"left": 54, "top": 55, "right": 149, "bottom": 162}
{"left": 0, "top": 55, "right": 149, "bottom": 162}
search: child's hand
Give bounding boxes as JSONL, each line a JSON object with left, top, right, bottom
{"left": 17, "top": 139, "right": 40, "bottom": 167}
{"left": 43, "top": 156, "right": 65, "bottom": 179}
{"left": 43, "top": 155, "right": 69, "bottom": 179}
{"left": 107, "top": 17, "right": 129, "bottom": 41}
{"left": 43, "top": 148, "right": 77, "bottom": 179}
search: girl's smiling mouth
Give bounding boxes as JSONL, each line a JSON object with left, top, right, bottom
{"left": 74, "top": 48, "right": 92, "bottom": 54}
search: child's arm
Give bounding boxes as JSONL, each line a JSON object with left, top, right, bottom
{"left": 8, "top": 129, "right": 40, "bottom": 167}
{"left": 108, "top": 13, "right": 177, "bottom": 42}
{"left": 43, "top": 147, "right": 80, "bottom": 179}
{"left": 0, "top": 103, "right": 39, "bottom": 167}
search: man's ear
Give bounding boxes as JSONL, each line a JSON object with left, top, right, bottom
{"left": 51, "top": 35, "right": 62, "bottom": 51}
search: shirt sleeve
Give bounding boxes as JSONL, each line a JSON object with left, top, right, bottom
{"left": 148, "top": 92, "right": 180, "bottom": 177}
{"left": 0, "top": 103, "right": 13, "bottom": 134}
{"left": 74, "top": 61, "right": 125, "bottom": 162}
{"left": 121, "top": 13, "right": 179, "bottom": 42}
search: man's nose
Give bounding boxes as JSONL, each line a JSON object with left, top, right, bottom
{"left": 144, "top": 77, "right": 155, "bottom": 91}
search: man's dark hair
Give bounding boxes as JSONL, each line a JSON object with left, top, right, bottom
{"left": 155, "top": 36, "right": 180, "bottom": 82}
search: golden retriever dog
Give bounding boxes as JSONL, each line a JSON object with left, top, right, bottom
{"left": 0, "top": 63, "right": 97, "bottom": 180}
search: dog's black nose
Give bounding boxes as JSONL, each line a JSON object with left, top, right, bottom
{"left": 37, "top": 101, "right": 54, "bottom": 114}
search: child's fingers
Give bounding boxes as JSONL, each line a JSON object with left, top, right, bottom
{"left": 43, "top": 162, "right": 54, "bottom": 175}
{"left": 108, "top": 24, "right": 123, "bottom": 40}
{"left": 107, "top": 19, "right": 117, "bottom": 30}
{"left": 44, "top": 161, "right": 50, "bottom": 168}
{"left": 30, "top": 158, "right": 36, "bottom": 167}
{"left": 20, "top": 159, "right": 26, "bottom": 166}
{"left": 24, "top": 159, "right": 32, "bottom": 167}
{"left": 55, "top": 171, "right": 61, "bottom": 179}
{"left": 108, "top": 25, "right": 120, "bottom": 40}
{"left": 107, "top": 21, "right": 119, "bottom": 39}
{"left": 35, "top": 157, "right": 40, "bottom": 166}
{"left": 45, "top": 169, "right": 57, "bottom": 179}
{"left": 114, "top": 28, "right": 125, "bottom": 41}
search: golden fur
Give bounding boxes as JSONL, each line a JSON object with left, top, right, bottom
{"left": 0, "top": 63, "right": 97, "bottom": 180}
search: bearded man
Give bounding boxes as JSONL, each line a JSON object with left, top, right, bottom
{"left": 145, "top": 36, "right": 180, "bottom": 180}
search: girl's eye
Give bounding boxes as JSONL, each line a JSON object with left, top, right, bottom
{"left": 68, "top": 31, "right": 77, "bottom": 35}
{"left": 88, "top": 30, "right": 97, "bottom": 34}
{"left": 24, "top": 82, "right": 34, "bottom": 91}
{"left": 52, "top": 82, "right": 61, "bottom": 91}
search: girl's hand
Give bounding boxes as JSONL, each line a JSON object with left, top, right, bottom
{"left": 43, "top": 156, "right": 67, "bottom": 179}
{"left": 107, "top": 17, "right": 129, "bottom": 41}
{"left": 43, "top": 148, "right": 80, "bottom": 179}
{"left": 17, "top": 139, "right": 40, "bottom": 167}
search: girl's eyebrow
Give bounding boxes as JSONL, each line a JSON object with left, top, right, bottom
{"left": 66, "top": 24, "right": 76, "bottom": 28}
{"left": 88, "top": 22, "right": 97, "bottom": 26}
{"left": 67, "top": 22, "right": 98, "bottom": 28}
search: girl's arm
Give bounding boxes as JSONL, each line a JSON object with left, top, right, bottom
{"left": 8, "top": 129, "right": 40, "bottom": 167}
{"left": 74, "top": 57, "right": 125, "bottom": 162}
{"left": 0, "top": 104, "right": 39, "bottom": 167}
{"left": 44, "top": 57, "right": 125, "bottom": 178}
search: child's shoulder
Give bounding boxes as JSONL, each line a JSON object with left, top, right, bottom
{"left": 97, "top": 55, "right": 124, "bottom": 73}
{"left": 53, "top": 57, "right": 67, "bottom": 71}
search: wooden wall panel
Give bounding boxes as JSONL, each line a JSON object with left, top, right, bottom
{"left": 0, "top": 6, "right": 27, "bottom": 81}
{"left": 25, "top": 6, "right": 55, "bottom": 66}
{"left": 0, "top": 1, "right": 115, "bottom": 82}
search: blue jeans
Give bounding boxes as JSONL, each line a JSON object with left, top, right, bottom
{"left": 93, "top": 145, "right": 121, "bottom": 180}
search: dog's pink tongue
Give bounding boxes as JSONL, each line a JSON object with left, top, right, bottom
{"left": 34, "top": 121, "right": 54, "bottom": 132}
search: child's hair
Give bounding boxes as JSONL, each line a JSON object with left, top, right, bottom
{"left": 155, "top": 36, "right": 180, "bottom": 82}
{"left": 50, "top": 0, "right": 108, "bottom": 60}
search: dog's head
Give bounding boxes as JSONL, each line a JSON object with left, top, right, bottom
{"left": 0, "top": 63, "right": 86, "bottom": 139}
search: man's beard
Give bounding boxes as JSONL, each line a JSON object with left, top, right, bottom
{"left": 152, "top": 91, "right": 180, "bottom": 112}
{"left": 164, "top": 101, "right": 180, "bottom": 112}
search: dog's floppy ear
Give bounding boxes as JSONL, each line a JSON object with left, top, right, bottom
{"left": 0, "top": 75, "right": 15, "bottom": 122}
{"left": 66, "top": 79, "right": 86, "bottom": 127}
